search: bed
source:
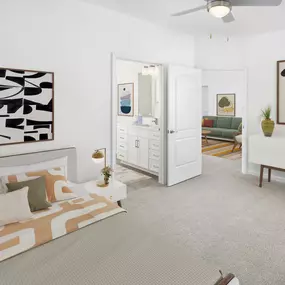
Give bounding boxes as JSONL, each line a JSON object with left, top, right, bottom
{"left": 0, "top": 148, "right": 239, "bottom": 285}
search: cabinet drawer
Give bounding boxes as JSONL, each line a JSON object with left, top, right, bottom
{"left": 117, "top": 126, "right": 127, "bottom": 134}
{"left": 150, "top": 132, "right": 160, "bottom": 140}
{"left": 117, "top": 133, "right": 127, "bottom": 142}
{"left": 150, "top": 140, "right": 160, "bottom": 151}
{"left": 117, "top": 151, "right": 127, "bottom": 161}
{"left": 149, "top": 159, "right": 160, "bottom": 173}
{"left": 117, "top": 142, "right": 127, "bottom": 151}
{"left": 149, "top": 150, "right": 160, "bottom": 160}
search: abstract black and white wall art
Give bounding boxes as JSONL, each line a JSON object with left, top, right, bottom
{"left": 118, "top": 83, "right": 134, "bottom": 117}
{"left": 0, "top": 67, "right": 54, "bottom": 145}
{"left": 277, "top": 61, "right": 285, "bottom": 125}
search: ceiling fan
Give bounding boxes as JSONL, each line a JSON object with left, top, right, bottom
{"left": 172, "top": 0, "right": 283, "bottom": 23}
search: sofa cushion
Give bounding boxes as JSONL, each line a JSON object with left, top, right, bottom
{"left": 217, "top": 117, "right": 232, "bottom": 129}
{"left": 231, "top": 117, "right": 242, "bottom": 130}
{"left": 222, "top": 129, "right": 238, "bottom": 139}
{"left": 203, "top": 116, "right": 217, "bottom": 128}
{"left": 202, "top": 127, "right": 223, "bottom": 137}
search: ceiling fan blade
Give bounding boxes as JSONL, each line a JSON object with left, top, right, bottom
{"left": 231, "top": 0, "right": 282, "bottom": 6}
{"left": 171, "top": 5, "right": 206, "bottom": 17}
{"left": 222, "top": 12, "right": 235, "bottom": 23}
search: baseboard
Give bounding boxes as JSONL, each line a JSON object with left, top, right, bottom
{"left": 118, "top": 160, "right": 158, "bottom": 177}
{"left": 247, "top": 170, "right": 285, "bottom": 184}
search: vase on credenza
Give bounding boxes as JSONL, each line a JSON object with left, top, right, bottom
{"left": 261, "top": 106, "right": 275, "bottom": 137}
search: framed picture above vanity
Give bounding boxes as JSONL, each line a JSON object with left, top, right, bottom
{"left": 277, "top": 60, "right": 285, "bottom": 125}
{"left": 118, "top": 83, "right": 134, "bottom": 117}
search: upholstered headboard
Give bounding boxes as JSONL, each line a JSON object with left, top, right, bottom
{"left": 0, "top": 147, "right": 77, "bottom": 182}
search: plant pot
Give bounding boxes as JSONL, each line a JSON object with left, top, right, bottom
{"left": 261, "top": 119, "right": 275, "bottom": 137}
{"left": 104, "top": 177, "right": 109, "bottom": 185}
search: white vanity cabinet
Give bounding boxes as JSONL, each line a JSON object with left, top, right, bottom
{"left": 126, "top": 134, "right": 138, "bottom": 166}
{"left": 117, "top": 125, "right": 160, "bottom": 175}
{"left": 117, "top": 126, "right": 128, "bottom": 162}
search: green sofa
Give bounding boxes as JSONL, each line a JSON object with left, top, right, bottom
{"left": 202, "top": 116, "right": 242, "bottom": 141}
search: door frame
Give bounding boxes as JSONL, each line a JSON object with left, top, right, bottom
{"left": 111, "top": 53, "right": 167, "bottom": 184}
{"left": 202, "top": 68, "right": 248, "bottom": 174}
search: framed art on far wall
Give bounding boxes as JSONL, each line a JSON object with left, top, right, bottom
{"left": 0, "top": 67, "right": 54, "bottom": 146}
{"left": 217, "top": 94, "right": 236, "bottom": 117}
{"left": 277, "top": 60, "right": 285, "bottom": 125}
{"left": 118, "top": 83, "right": 134, "bottom": 117}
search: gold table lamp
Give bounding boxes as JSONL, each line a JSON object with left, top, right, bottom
{"left": 92, "top": 148, "right": 106, "bottom": 168}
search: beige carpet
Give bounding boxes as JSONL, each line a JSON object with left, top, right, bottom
{"left": 202, "top": 139, "right": 242, "bottom": 160}
{"left": 124, "top": 156, "right": 285, "bottom": 285}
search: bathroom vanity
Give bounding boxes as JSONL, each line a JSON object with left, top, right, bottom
{"left": 117, "top": 124, "right": 160, "bottom": 175}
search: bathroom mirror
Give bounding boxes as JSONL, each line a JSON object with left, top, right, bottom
{"left": 138, "top": 74, "right": 152, "bottom": 117}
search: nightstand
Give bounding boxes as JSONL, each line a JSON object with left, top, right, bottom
{"left": 83, "top": 180, "right": 127, "bottom": 207}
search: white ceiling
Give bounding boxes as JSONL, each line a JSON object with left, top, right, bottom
{"left": 87, "top": 0, "right": 285, "bottom": 36}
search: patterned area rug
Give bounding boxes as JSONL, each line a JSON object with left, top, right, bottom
{"left": 202, "top": 139, "right": 242, "bottom": 160}
{"left": 114, "top": 164, "right": 152, "bottom": 185}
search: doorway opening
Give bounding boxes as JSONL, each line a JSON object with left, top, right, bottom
{"left": 201, "top": 69, "right": 247, "bottom": 173}
{"left": 111, "top": 56, "right": 166, "bottom": 185}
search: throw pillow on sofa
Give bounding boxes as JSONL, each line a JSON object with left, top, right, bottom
{"left": 203, "top": 119, "right": 214, "bottom": 128}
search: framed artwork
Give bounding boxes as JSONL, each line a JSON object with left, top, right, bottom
{"left": 0, "top": 67, "right": 54, "bottom": 146}
{"left": 118, "top": 83, "right": 134, "bottom": 117}
{"left": 217, "top": 94, "right": 236, "bottom": 117}
{"left": 277, "top": 60, "right": 285, "bottom": 125}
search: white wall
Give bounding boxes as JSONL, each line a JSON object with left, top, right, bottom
{"left": 202, "top": 70, "right": 245, "bottom": 118}
{"left": 196, "top": 32, "right": 285, "bottom": 179}
{"left": 195, "top": 36, "right": 246, "bottom": 70}
{"left": 246, "top": 30, "right": 285, "bottom": 177}
{"left": 0, "top": 0, "right": 195, "bottom": 182}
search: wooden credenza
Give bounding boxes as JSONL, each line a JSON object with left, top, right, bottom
{"left": 249, "top": 134, "right": 285, "bottom": 187}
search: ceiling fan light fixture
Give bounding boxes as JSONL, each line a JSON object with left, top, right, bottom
{"left": 207, "top": 0, "right": 232, "bottom": 18}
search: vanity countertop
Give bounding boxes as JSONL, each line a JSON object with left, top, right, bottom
{"left": 132, "top": 124, "right": 160, "bottom": 131}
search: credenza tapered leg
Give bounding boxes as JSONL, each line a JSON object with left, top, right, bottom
{"left": 259, "top": 165, "right": 264, "bottom": 188}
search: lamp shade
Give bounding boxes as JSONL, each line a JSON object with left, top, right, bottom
{"left": 92, "top": 149, "right": 105, "bottom": 165}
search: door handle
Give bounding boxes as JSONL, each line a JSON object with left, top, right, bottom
{"left": 168, "top": 130, "right": 176, "bottom": 134}
{"left": 137, "top": 140, "right": 140, "bottom": 148}
{"left": 135, "top": 140, "right": 138, "bottom": 148}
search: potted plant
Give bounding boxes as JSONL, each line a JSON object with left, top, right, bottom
{"left": 261, "top": 106, "right": 275, "bottom": 137}
{"left": 101, "top": 166, "right": 113, "bottom": 185}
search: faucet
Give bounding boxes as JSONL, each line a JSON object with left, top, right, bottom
{"left": 152, "top": 118, "right": 158, "bottom": 125}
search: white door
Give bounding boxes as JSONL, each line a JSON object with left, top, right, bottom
{"left": 127, "top": 135, "right": 138, "bottom": 165}
{"left": 167, "top": 65, "right": 202, "bottom": 186}
{"left": 137, "top": 137, "right": 149, "bottom": 169}
{"left": 202, "top": 86, "right": 209, "bottom": 116}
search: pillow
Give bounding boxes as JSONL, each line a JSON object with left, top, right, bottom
{"left": 203, "top": 119, "right": 214, "bottom": 128}
{"left": 0, "top": 157, "right": 68, "bottom": 194}
{"left": 0, "top": 187, "right": 32, "bottom": 227}
{"left": 238, "top": 122, "right": 243, "bottom": 133}
{"left": 6, "top": 177, "right": 52, "bottom": 212}
{"left": 2, "top": 166, "right": 76, "bottom": 203}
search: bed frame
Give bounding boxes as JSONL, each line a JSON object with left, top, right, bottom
{"left": 0, "top": 147, "right": 77, "bottom": 182}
